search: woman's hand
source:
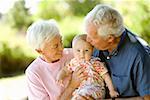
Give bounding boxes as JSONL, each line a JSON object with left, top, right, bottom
{"left": 59, "top": 65, "right": 88, "bottom": 100}
{"left": 69, "top": 65, "right": 88, "bottom": 89}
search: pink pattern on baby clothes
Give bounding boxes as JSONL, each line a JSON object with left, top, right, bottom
{"left": 67, "top": 57, "right": 108, "bottom": 99}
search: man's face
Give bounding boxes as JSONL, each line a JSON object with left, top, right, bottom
{"left": 86, "top": 23, "right": 110, "bottom": 50}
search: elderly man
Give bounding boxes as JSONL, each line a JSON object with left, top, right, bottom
{"left": 84, "top": 4, "right": 150, "bottom": 100}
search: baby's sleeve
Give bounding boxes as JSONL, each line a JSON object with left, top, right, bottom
{"left": 92, "top": 58, "right": 108, "bottom": 76}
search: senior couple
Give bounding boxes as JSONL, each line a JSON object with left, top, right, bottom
{"left": 25, "top": 4, "right": 150, "bottom": 100}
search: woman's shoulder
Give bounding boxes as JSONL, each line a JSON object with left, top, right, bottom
{"left": 25, "top": 57, "right": 45, "bottom": 74}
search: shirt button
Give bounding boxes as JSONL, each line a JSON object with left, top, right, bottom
{"left": 107, "top": 56, "right": 110, "bottom": 59}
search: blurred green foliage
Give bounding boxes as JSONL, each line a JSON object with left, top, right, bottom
{"left": 113, "top": 0, "right": 150, "bottom": 44}
{"left": 5, "top": 0, "right": 33, "bottom": 30}
{"left": 60, "top": 16, "right": 84, "bottom": 47}
{"left": 133, "top": 1, "right": 150, "bottom": 42}
{"left": 35, "top": 0, "right": 66, "bottom": 20}
{"left": 65, "top": 0, "right": 101, "bottom": 16}
{"left": 0, "top": 0, "right": 150, "bottom": 78}
{"left": 4, "top": 0, "right": 150, "bottom": 43}
{"left": 0, "top": 42, "right": 34, "bottom": 78}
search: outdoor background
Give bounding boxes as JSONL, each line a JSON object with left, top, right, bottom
{"left": 0, "top": 0, "right": 150, "bottom": 99}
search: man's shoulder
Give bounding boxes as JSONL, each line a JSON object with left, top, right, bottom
{"left": 125, "top": 30, "right": 149, "bottom": 55}
{"left": 125, "top": 30, "right": 150, "bottom": 63}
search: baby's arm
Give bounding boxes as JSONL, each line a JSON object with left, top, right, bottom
{"left": 102, "top": 73, "right": 119, "bottom": 98}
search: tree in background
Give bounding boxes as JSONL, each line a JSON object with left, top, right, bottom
{"left": 65, "top": 0, "right": 101, "bottom": 16}
{"left": 2, "top": 0, "right": 150, "bottom": 44}
{"left": 137, "top": 1, "right": 150, "bottom": 43}
{"left": 35, "top": 0, "right": 68, "bottom": 20}
{"left": 113, "top": 0, "right": 150, "bottom": 44}
{"left": 35, "top": 0, "right": 101, "bottom": 20}
{"left": 5, "top": 0, "right": 33, "bottom": 31}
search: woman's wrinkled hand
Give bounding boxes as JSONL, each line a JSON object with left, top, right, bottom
{"left": 69, "top": 65, "right": 88, "bottom": 89}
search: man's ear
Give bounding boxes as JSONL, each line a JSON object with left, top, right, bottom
{"left": 35, "top": 49, "right": 43, "bottom": 54}
{"left": 107, "top": 34, "right": 115, "bottom": 44}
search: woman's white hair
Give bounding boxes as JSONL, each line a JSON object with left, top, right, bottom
{"left": 26, "top": 19, "right": 60, "bottom": 50}
{"left": 84, "top": 4, "right": 125, "bottom": 37}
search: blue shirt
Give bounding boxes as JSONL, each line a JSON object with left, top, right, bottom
{"left": 93, "top": 29, "right": 150, "bottom": 97}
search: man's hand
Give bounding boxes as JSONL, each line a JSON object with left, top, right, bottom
{"left": 144, "top": 95, "right": 150, "bottom": 100}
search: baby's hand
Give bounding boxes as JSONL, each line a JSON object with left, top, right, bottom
{"left": 109, "top": 90, "right": 119, "bottom": 98}
{"left": 56, "top": 79, "right": 65, "bottom": 87}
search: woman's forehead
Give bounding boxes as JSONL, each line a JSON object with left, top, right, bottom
{"left": 44, "top": 35, "right": 62, "bottom": 44}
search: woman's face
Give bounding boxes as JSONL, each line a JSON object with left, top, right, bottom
{"left": 40, "top": 35, "right": 63, "bottom": 63}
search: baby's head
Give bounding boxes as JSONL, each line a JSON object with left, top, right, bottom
{"left": 72, "top": 34, "right": 93, "bottom": 61}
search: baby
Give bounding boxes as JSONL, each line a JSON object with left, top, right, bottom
{"left": 56, "top": 34, "right": 119, "bottom": 99}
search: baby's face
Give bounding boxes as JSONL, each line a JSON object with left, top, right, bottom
{"left": 73, "top": 40, "right": 93, "bottom": 61}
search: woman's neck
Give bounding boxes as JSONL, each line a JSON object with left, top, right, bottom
{"left": 40, "top": 56, "right": 60, "bottom": 63}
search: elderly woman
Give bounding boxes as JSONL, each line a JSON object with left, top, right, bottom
{"left": 25, "top": 19, "right": 87, "bottom": 100}
{"left": 84, "top": 4, "right": 150, "bottom": 100}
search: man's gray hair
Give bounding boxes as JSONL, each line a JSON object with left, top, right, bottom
{"left": 84, "top": 4, "right": 125, "bottom": 37}
{"left": 26, "top": 19, "right": 60, "bottom": 50}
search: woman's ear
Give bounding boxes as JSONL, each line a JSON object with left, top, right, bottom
{"left": 35, "top": 49, "right": 43, "bottom": 54}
